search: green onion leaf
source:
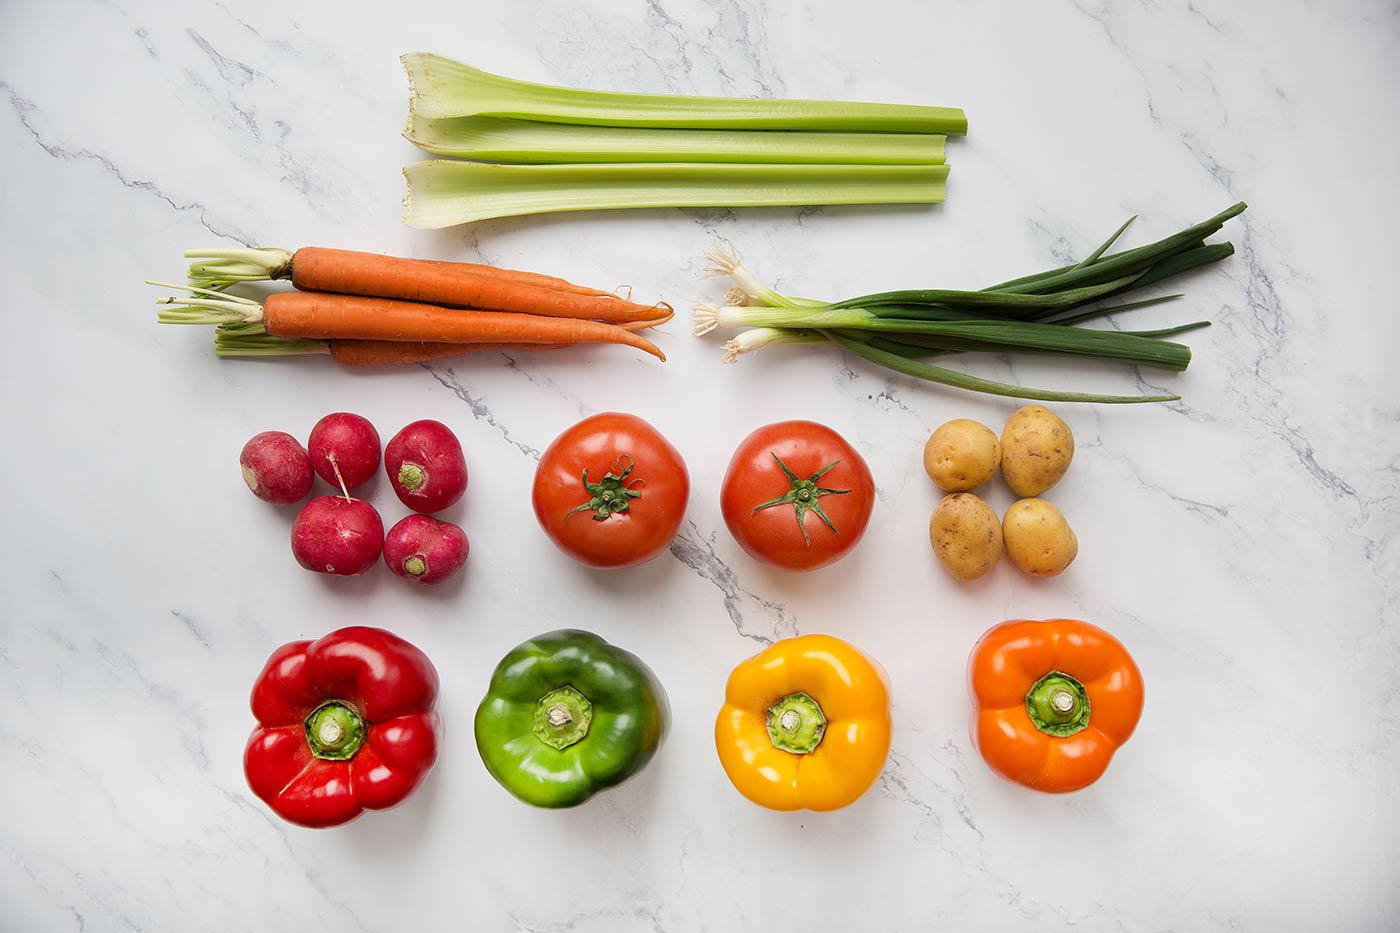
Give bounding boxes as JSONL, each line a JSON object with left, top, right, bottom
{"left": 823, "top": 331, "right": 1180, "bottom": 404}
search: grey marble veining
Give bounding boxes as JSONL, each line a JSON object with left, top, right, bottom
{"left": 2, "top": 0, "right": 1398, "bottom": 930}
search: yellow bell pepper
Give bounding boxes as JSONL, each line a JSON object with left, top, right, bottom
{"left": 715, "top": 634, "right": 891, "bottom": 811}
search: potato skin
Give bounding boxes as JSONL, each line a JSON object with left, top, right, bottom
{"left": 1002, "top": 498, "right": 1078, "bottom": 577}
{"left": 1000, "top": 405, "right": 1074, "bottom": 497}
{"left": 929, "top": 493, "right": 1003, "bottom": 581}
{"left": 923, "top": 419, "right": 1001, "bottom": 492}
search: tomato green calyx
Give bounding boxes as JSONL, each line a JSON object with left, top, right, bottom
{"left": 533, "top": 685, "right": 593, "bottom": 750}
{"left": 564, "top": 455, "right": 643, "bottom": 522}
{"left": 766, "top": 691, "right": 827, "bottom": 754}
{"left": 1025, "top": 671, "right": 1091, "bottom": 737}
{"left": 304, "top": 700, "right": 367, "bottom": 761}
{"left": 751, "top": 454, "right": 851, "bottom": 546}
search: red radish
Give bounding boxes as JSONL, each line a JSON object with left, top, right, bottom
{"left": 383, "top": 514, "right": 469, "bottom": 585}
{"left": 239, "top": 431, "right": 313, "bottom": 504}
{"left": 384, "top": 420, "right": 468, "bottom": 513}
{"left": 308, "top": 412, "right": 380, "bottom": 488}
{"left": 291, "top": 496, "right": 384, "bottom": 575}
{"left": 291, "top": 455, "right": 384, "bottom": 576}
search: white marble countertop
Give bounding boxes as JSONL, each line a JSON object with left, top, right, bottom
{"left": 4, "top": 1, "right": 1398, "bottom": 930}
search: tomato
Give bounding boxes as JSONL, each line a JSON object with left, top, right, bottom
{"left": 532, "top": 413, "right": 690, "bottom": 569}
{"left": 720, "top": 421, "right": 875, "bottom": 571}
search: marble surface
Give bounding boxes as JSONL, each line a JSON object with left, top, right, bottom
{"left": 3, "top": 0, "right": 1398, "bottom": 930}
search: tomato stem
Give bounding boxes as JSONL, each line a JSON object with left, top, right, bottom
{"left": 564, "top": 454, "right": 643, "bottom": 522}
{"left": 751, "top": 454, "right": 851, "bottom": 546}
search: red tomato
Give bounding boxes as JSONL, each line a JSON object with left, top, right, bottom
{"left": 533, "top": 413, "right": 690, "bottom": 569}
{"left": 720, "top": 421, "right": 874, "bottom": 571}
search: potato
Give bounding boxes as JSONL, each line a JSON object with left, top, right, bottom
{"left": 923, "top": 419, "right": 1001, "bottom": 492}
{"left": 1000, "top": 405, "right": 1074, "bottom": 497}
{"left": 1002, "top": 498, "right": 1078, "bottom": 577}
{"left": 929, "top": 493, "right": 1003, "bottom": 581}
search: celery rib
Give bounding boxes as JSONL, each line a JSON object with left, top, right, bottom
{"left": 404, "top": 54, "right": 967, "bottom": 134}
{"left": 405, "top": 114, "right": 947, "bottom": 165}
{"left": 403, "top": 160, "right": 948, "bottom": 228}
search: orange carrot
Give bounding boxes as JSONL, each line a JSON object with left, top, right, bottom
{"left": 288, "top": 248, "right": 670, "bottom": 323}
{"left": 261, "top": 292, "right": 666, "bottom": 360}
{"left": 418, "top": 258, "right": 617, "bottom": 298}
{"left": 329, "top": 339, "right": 571, "bottom": 366}
{"left": 614, "top": 310, "right": 673, "bottom": 332}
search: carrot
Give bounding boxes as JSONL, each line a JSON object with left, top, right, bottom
{"left": 329, "top": 339, "right": 572, "bottom": 366}
{"left": 186, "top": 246, "right": 624, "bottom": 298}
{"left": 287, "top": 248, "right": 670, "bottom": 323}
{"left": 211, "top": 326, "right": 574, "bottom": 365}
{"left": 417, "top": 257, "right": 618, "bottom": 298}
{"left": 614, "top": 310, "right": 673, "bottom": 332}
{"left": 158, "top": 289, "right": 667, "bottom": 361}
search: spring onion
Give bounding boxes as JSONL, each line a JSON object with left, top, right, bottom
{"left": 403, "top": 160, "right": 948, "bottom": 228}
{"left": 403, "top": 54, "right": 968, "bottom": 134}
{"left": 696, "top": 203, "right": 1248, "bottom": 404}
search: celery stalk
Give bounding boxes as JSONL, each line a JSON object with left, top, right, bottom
{"left": 403, "top": 54, "right": 967, "bottom": 134}
{"left": 404, "top": 114, "right": 947, "bottom": 165}
{"left": 403, "top": 160, "right": 948, "bottom": 228}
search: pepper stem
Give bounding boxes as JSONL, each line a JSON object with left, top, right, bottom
{"left": 1025, "top": 671, "right": 1091, "bottom": 737}
{"left": 304, "top": 700, "right": 367, "bottom": 760}
{"left": 533, "top": 685, "right": 593, "bottom": 750}
{"left": 766, "top": 691, "right": 826, "bottom": 754}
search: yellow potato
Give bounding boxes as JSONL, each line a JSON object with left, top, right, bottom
{"left": 1000, "top": 405, "right": 1074, "bottom": 497}
{"left": 929, "top": 493, "right": 1003, "bottom": 581}
{"left": 923, "top": 419, "right": 1001, "bottom": 492}
{"left": 1002, "top": 498, "right": 1078, "bottom": 577}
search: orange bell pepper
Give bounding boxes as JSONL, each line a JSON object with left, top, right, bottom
{"left": 715, "top": 634, "right": 891, "bottom": 811}
{"left": 968, "top": 618, "right": 1143, "bottom": 793}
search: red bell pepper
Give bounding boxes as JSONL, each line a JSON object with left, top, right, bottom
{"left": 243, "top": 626, "right": 440, "bottom": 828}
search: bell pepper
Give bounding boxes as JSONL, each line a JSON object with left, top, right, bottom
{"left": 968, "top": 618, "right": 1143, "bottom": 793}
{"left": 243, "top": 626, "right": 440, "bottom": 828}
{"left": 715, "top": 633, "right": 891, "bottom": 811}
{"left": 474, "top": 629, "right": 668, "bottom": 808}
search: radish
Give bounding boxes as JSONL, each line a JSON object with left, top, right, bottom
{"left": 291, "top": 456, "right": 384, "bottom": 576}
{"left": 384, "top": 420, "right": 468, "bottom": 513}
{"left": 291, "top": 496, "right": 384, "bottom": 575}
{"left": 383, "top": 514, "right": 469, "bottom": 584}
{"left": 240, "top": 431, "right": 313, "bottom": 504}
{"left": 308, "top": 412, "right": 380, "bottom": 489}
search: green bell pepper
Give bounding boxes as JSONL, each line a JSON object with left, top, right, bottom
{"left": 474, "top": 629, "right": 668, "bottom": 808}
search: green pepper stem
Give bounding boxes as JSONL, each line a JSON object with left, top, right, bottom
{"left": 533, "top": 685, "right": 594, "bottom": 750}
{"left": 1025, "top": 671, "right": 1091, "bottom": 737}
{"left": 766, "top": 691, "right": 827, "bottom": 754}
{"left": 304, "top": 700, "right": 367, "bottom": 760}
